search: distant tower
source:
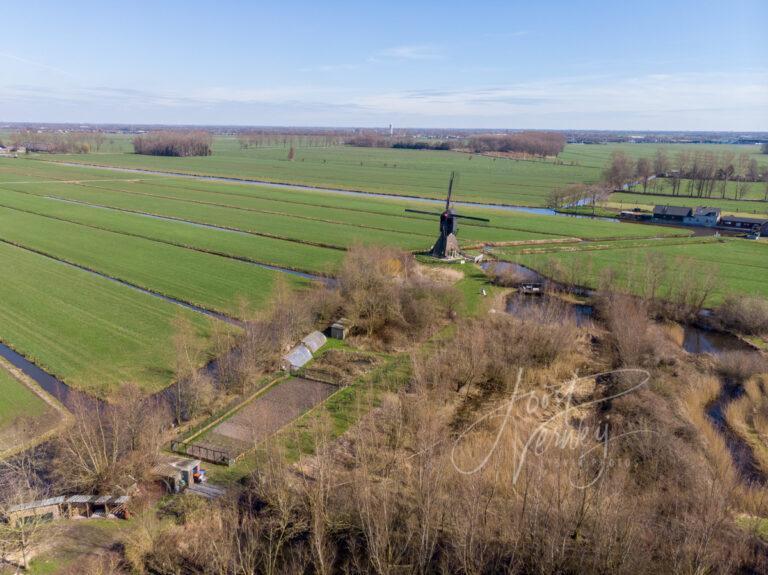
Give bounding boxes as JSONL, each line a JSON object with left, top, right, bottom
{"left": 389, "top": 123, "right": 393, "bottom": 137}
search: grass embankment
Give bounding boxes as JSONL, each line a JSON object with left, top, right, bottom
{"left": 0, "top": 241, "right": 229, "bottom": 397}
{"left": 494, "top": 237, "right": 768, "bottom": 305}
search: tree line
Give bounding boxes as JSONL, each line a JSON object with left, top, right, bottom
{"left": 467, "top": 130, "right": 567, "bottom": 157}
{"left": 132, "top": 131, "right": 213, "bottom": 157}
{"left": 237, "top": 132, "right": 347, "bottom": 149}
{"left": 603, "top": 149, "right": 768, "bottom": 200}
{"left": 7, "top": 130, "right": 109, "bottom": 154}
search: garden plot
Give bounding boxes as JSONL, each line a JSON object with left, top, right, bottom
{"left": 193, "top": 377, "right": 338, "bottom": 459}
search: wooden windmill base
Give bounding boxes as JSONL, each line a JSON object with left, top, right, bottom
{"left": 429, "top": 233, "right": 461, "bottom": 259}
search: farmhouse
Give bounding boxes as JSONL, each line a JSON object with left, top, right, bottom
{"left": 652, "top": 205, "right": 721, "bottom": 227}
{"left": 688, "top": 207, "right": 721, "bottom": 227}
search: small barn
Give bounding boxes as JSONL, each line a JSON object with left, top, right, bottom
{"left": 3, "top": 497, "right": 65, "bottom": 526}
{"left": 152, "top": 456, "right": 203, "bottom": 493}
{"left": 331, "top": 318, "right": 351, "bottom": 340}
{"left": 719, "top": 215, "right": 768, "bottom": 233}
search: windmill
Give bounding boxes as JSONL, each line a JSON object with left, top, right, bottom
{"left": 404, "top": 171, "right": 490, "bottom": 259}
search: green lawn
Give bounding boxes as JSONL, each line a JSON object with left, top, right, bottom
{"left": 497, "top": 238, "right": 768, "bottom": 305}
{"left": 0, "top": 241, "right": 227, "bottom": 397}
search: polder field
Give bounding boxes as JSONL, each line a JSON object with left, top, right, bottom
{"left": 0, "top": 141, "right": 764, "bottom": 407}
{"left": 489, "top": 235, "right": 768, "bottom": 305}
{"left": 38, "top": 136, "right": 768, "bottom": 209}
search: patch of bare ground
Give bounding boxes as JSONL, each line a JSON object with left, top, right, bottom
{"left": 201, "top": 378, "right": 337, "bottom": 451}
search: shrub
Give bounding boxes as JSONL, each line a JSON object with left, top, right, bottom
{"left": 717, "top": 295, "right": 768, "bottom": 335}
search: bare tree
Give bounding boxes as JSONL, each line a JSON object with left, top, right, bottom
{"left": 603, "top": 151, "right": 635, "bottom": 190}
{"left": 0, "top": 451, "right": 53, "bottom": 570}
{"left": 635, "top": 157, "right": 653, "bottom": 193}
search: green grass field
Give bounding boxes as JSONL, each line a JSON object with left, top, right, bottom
{"left": 0, "top": 366, "right": 49, "bottom": 430}
{"left": 0, "top": 205, "right": 307, "bottom": 317}
{"left": 0, "top": 148, "right": 760, "bottom": 400}
{"left": 495, "top": 237, "right": 768, "bottom": 305}
{"left": 34, "top": 139, "right": 768, "bottom": 208}
{"left": 0, "top": 241, "right": 227, "bottom": 397}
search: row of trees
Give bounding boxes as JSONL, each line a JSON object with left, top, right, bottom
{"left": 467, "top": 130, "right": 567, "bottom": 157}
{"left": 7, "top": 130, "right": 108, "bottom": 153}
{"left": 132, "top": 131, "right": 213, "bottom": 157}
{"left": 237, "top": 132, "right": 346, "bottom": 149}
{"left": 603, "top": 149, "right": 768, "bottom": 199}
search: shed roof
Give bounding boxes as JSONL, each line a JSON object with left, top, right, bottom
{"left": 721, "top": 215, "right": 768, "bottom": 225}
{"left": 66, "top": 495, "right": 95, "bottom": 504}
{"left": 653, "top": 205, "right": 692, "bottom": 217}
{"left": 8, "top": 496, "right": 66, "bottom": 513}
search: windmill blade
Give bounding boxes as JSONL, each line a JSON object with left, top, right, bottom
{"left": 455, "top": 214, "right": 490, "bottom": 223}
{"left": 404, "top": 208, "right": 443, "bottom": 217}
{"left": 446, "top": 171, "right": 457, "bottom": 210}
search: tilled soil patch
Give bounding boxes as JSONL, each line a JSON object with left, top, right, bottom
{"left": 199, "top": 378, "right": 337, "bottom": 455}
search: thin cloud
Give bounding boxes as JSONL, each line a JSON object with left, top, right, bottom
{"left": 0, "top": 51, "right": 78, "bottom": 79}
{"left": 377, "top": 44, "right": 442, "bottom": 61}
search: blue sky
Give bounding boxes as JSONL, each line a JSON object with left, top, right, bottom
{"left": 1, "top": 0, "right": 766, "bottom": 129}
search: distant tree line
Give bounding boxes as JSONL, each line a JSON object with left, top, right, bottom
{"left": 391, "top": 140, "right": 453, "bottom": 150}
{"left": 8, "top": 130, "right": 105, "bottom": 153}
{"left": 345, "top": 133, "right": 457, "bottom": 150}
{"left": 237, "top": 131, "right": 346, "bottom": 149}
{"left": 468, "top": 131, "right": 567, "bottom": 157}
{"left": 132, "top": 131, "right": 213, "bottom": 157}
